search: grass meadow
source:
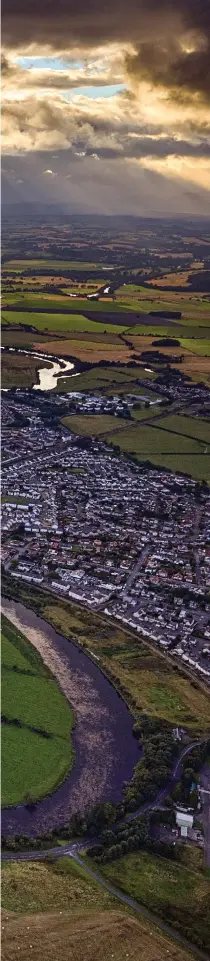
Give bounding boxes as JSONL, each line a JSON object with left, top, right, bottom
{"left": 1, "top": 617, "right": 73, "bottom": 806}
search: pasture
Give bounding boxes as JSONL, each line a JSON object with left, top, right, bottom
{"left": 107, "top": 423, "right": 210, "bottom": 481}
{"left": 1, "top": 617, "right": 73, "bottom": 806}
{"left": 1, "top": 310, "right": 128, "bottom": 333}
{"left": 116, "top": 283, "right": 210, "bottom": 326}
{"left": 154, "top": 414, "right": 210, "bottom": 445}
{"left": 3, "top": 259, "right": 102, "bottom": 271}
{"left": 3, "top": 292, "right": 129, "bottom": 312}
{"left": 61, "top": 408, "right": 210, "bottom": 482}
{"left": 102, "top": 848, "right": 210, "bottom": 952}
{"left": 106, "top": 423, "right": 206, "bottom": 455}
{"left": 56, "top": 364, "right": 157, "bottom": 394}
{"left": 62, "top": 414, "right": 128, "bottom": 435}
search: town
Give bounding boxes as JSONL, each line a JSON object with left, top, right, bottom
{"left": 2, "top": 388, "right": 210, "bottom": 684}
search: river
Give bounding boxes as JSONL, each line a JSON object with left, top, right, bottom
{"left": 1, "top": 347, "right": 75, "bottom": 391}
{"left": 1, "top": 598, "right": 140, "bottom": 837}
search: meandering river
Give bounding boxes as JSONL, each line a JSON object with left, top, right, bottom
{"left": 1, "top": 598, "right": 140, "bottom": 837}
{"left": 1, "top": 347, "right": 75, "bottom": 391}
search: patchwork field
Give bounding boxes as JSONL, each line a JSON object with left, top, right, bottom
{"left": 56, "top": 364, "right": 157, "bottom": 394}
{"left": 1, "top": 857, "right": 194, "bottom": 961}
{"left": 62, "top": 408, "right": 210, "bottom": 482}
{"left": 1, "top": 616, "right": 73, "bottom": 806}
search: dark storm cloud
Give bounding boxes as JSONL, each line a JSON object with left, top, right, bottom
{"left": 1, "top": 0, "right": 181, "bottom": 47}
{"left": 2, "top": 0, "right": 209, "bottom": 50}
{"left": 2, "top": 0, "right": 210, "bottom": 109}
{"left": 85, "top": 138, "right": 210, "bottom": 160}
{"left": 126, "top": 39, "right": 210, "bottom": 103}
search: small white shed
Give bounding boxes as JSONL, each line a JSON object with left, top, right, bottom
{"left": 175, "top": 809, "right": 193, "bottom": 837}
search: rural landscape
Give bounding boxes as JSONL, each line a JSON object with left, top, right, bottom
{"left": 1, "top": 210, "right": 210, "bottom": 961}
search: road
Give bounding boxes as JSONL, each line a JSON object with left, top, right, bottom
{"left": 199, "top": 764, "right": 210, "bottom": 867}
{"left": 194, "top": 506, "right": 202, "bottom": 588}
{"left": 2, "top": 841, "right": 209, "bottom": 961}
{"left": 2, "top": 739, "right": 201, "bottom": 848}
{"left": 122, "top": 545, "right": 150, "bottom": 599}
{"left": 2, "top": 741, "right": 207, "bottom": 960}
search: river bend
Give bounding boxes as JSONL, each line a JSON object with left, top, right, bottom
{"left": 1, "top": 598, "right": 140, "bottom": 837}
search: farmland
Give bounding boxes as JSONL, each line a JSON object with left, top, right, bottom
{"left": 102, "top": 847, "right": 210, "bottom": 952}
{"left": 2, "top": 310, "right": 129, "bottom": 332}
{"left": 1, "top": 616, "right": 73, "bottom": 806}
{"left": 116, "top": 282, "right": 210, "bottom": 323}
{"left": 1, "top": 858, "right": 194, "bottom": 961}
{"left": 3, "top": 259, "right": 103, "bottom": 270}
{"left": 61, "top": 407, "right": 210, "bottom": 482}
{"left": 62, "top": 414, "right": 128, "bottom": 436}
{"left": 154, "top": 414, "right": 210, "bottom": 445}
{"left": 2, "top": 292, "right": 130, "bottom": 312}
{"left": 107, "top": 424, "right": 210, "bottom": 482}
{"left": 1, "top": 352, "right": 52, "bottom": 388}
{"left": 56, "top": 364, "right": 157, "bottom": 393}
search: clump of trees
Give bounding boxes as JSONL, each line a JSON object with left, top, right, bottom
{"left": 123, "top": 714, "right": 177, "bottom": 812}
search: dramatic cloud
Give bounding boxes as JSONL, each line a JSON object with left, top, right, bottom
{"left": 2, "top": 0, "right": 210, "bottom": 211}
{"left": 126, "top": 38, "right": 210, "bottom": 104}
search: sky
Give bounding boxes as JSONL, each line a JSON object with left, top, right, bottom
{"left": 2, "top": 0, "right": 210, "bottom": 215}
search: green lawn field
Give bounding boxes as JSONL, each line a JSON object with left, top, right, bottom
{"left": 3, "top": 259, "right": 103, "bottom": 271}
{"left": 57, "top": 365, "right": 157, "bottom": 394}
{"left": 1, "top": 310, "right": 128, "bottom": 333}
{"left": 154, "top": 414, "right": 210, "bottom": 445}
{"left": 61, "top": 409, "right": 210, "bottom": 482}
{"left": 102, "top": 848, "right": 210, "bottom": 951}
{"left": 106, "top": 423, "right": 206, "bottom": 455}
{"left": 3, "top": 292, "right": 130, "bottom": 312}
{"left": 1, "top": 616, "right": 73, "bottom": 806}
{"left": 62, "top": 413, "right": 128, "bottom": 435}
{"left": 179, "top": 338, "right": 210, "bottom": 355}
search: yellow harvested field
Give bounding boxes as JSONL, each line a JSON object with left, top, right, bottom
{"left": 2, "top": 908, "right": 194, "bottom": 961}
{"left": 34, "top": 338, "right": 132, "bottom": 364}
{"left": 62, "top": 414, "right": 127, "bottom": 435}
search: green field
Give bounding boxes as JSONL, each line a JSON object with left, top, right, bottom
{"left": 130, "top": 322, "right": 210, "bottom": 337}
{"left": 62, "top": 414, "right": 128, "bottom": 435}
{"left": 3, "top": 292, "right": 130, "bottom": 312}
{"left": 180, "top": 338, "right": 210, "bottom": 355}
{"left": 61, "top": 410, "right": 210, "bottom": 482}
{"left": 3, "top": 259, "right": 104, "bottom": 271}
{"left": 103, "top": 423, "right": 206, "bottom": 455}
{"left": 1, "top": 311, "right": 128, "bottom": 333}
{"left": 57, "top": 365, "right": 157, "bottom": 394}
{"left": 154, "top": 414, "right": 210, "bottom": 445}
{"left": 107, "top": 422, "right": 210, "bottom": 481}
{"left": 1, "top": 617, "right": 73, "bottom": 806}
{"left": 102, "top": 848, "right": 210, "bottom": 951}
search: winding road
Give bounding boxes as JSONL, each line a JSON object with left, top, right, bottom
{"left": 2, "top": 744, "right": 209, "bottom": 961}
